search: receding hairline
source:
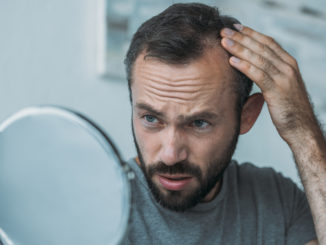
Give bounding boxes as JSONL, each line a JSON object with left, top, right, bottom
{"left": 129, "top": 37, "right": 233, "bottom": 87}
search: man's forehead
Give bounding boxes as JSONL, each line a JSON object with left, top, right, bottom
{"left": 131, "top": 44, "right": 237, "bottom": 114}
{"left": 132, "top": 44, "right": 234, "bottom": 87}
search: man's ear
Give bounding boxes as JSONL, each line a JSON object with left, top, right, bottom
{"left": 239, "top": 93, "right": 264, "bottom": 135}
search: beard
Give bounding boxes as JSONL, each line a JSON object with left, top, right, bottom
{"left": 132, "top": 122, "right": 240, "bottom": 212}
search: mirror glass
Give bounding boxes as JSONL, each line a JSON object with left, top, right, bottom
{"left": 0, "top": 106, "right": 131, "bottom": 245}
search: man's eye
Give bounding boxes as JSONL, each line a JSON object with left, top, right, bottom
{"left": 144, "top": 115, "right": 158, "bottom": 124}
{"left": 192, "top": 119, "right": 210, "bottom": 129}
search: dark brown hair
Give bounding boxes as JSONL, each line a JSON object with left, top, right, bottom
{"left": 124, "top": 3, "right": 253, "bottom": 113}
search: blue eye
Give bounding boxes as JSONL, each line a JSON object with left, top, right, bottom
{"left": 144, "top": 115, "right": 158, "bottom": 123}
{"left": 192, "top": 119, "right": 209, "bottom": 129}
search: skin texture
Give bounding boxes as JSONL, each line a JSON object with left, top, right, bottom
{"left": 131, "top": 45, "right": 263, "bottom": 211}
{"left": 220, "top": 24, "right": 324, "bottom": 245}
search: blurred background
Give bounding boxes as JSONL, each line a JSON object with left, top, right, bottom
{"left": 1, "top": 0, "right": 325, "bottom": 187}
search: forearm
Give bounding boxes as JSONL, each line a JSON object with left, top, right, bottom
{"left": 290, "top": 127, "right": 326, "bottom": 244}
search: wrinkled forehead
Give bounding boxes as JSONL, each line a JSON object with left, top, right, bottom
{"left": 131, "top": 44, "right": 236, "bottom": 101}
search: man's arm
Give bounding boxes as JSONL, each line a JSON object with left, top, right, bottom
{"left": 220, "top": 24, "right": 326, "bottom": 244}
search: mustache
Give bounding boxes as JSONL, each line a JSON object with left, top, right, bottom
{"left": 148, "top": 161, "right": 202, "bottom": 179}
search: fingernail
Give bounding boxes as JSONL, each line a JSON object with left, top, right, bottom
{"left": 225, "top": 38, "right": 234, "bottom": 47}
{"left": 233, "top": 23, "right": 243, "bottom": 31}
{"left": 223, "top": 28, "right": 234, "bottom": 36}
{"left": 231, "top": 56, "right": 240, "bottom": 63}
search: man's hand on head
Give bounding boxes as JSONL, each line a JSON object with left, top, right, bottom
{"left": 220, "top": 24, "right": 320, "bottom": 145}
{"left": 219, "top": 24, "right": 326, "bottom": 245}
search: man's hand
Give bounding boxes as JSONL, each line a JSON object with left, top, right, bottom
{"left": 220, "top": 24, "right": 326, "bottom": 245}
{"left": 220, "top": 24, "right": 319, "bottom": 145}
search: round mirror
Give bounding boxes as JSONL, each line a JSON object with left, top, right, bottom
{"left": 0, "top": 106, "right": 131, "bottom": 245}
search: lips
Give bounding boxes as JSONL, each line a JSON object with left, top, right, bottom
{"left": 158, "top": 174, "right": 193, "bottom": 191}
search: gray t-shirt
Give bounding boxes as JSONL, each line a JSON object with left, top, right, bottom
{"left": 121, "top": 159, "right": 316, "bottom": 244}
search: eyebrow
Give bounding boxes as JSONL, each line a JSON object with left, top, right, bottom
{"left": 135, "top": 102, "right": 220, "bottom": 122}
{"left": 135, "top": 103, "right": 165, "bottom": 118}
{"left": 178, "top": 112, "right": 219, "bottom": 122}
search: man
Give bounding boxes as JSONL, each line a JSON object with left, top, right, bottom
{"left": 121, "top": 3, "right": 325, "bottom": 244}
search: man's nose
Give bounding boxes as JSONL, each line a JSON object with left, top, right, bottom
{"left": 159, "top": 129, "right": 188, "bottom": 166}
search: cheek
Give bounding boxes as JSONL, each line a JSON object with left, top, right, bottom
{"left": 133, "top": 116, "right": 161, "bottom": 163}
{"left": 189, "top": 125, "right": 236, "bottom": 165}
{"left": 188, "top": 135, "right": 220, "bottom": 165}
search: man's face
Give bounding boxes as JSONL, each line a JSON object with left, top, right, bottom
{"left": 131, "top": 45, "right": 240, "bottom": 212}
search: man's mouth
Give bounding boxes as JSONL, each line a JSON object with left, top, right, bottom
{"left": 157, "top": 174, "right": 193, "bottom": 191}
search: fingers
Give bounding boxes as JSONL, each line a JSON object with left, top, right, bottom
{"left": 220, "top": 34, "right": 282, "bottom": 91}
{"left": 229, "top": 56, "right": 275, "bottom": 91}
{"left": 221, "top": 27, "right": 292, "bottom": 75}
{"left": 221, "top": 37, "right": 281, "bottom": 76}
{"left": 220, "top": 24, "right": 299, "bottom": 92}
{"left": 221, "top": 27, "right": 281, "bottom": 68}
{"left": 233, "top": 25, "right": 298, "bottom": 68}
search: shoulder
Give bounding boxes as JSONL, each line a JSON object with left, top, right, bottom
{"left": 228, "top": 160, "right": 297, "bottom": 189}
{"left": 226, "top": 161, "right": 316, "bottom": 243}
{"left": 226, "top": 160, "right": 303, "bottom": 208}
{"left": 229, "top": 160, "right": 282, "bottom": 178}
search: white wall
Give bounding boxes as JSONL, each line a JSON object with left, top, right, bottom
{"left": 1, "top": 0, "right": 325, "bottom": 187}
{"left": 0, "top": 0, "right": 135, "bottom": 158}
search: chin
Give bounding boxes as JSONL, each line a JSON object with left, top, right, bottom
{"left": 149, "top": 178, "right": 204, "bottom": 212}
